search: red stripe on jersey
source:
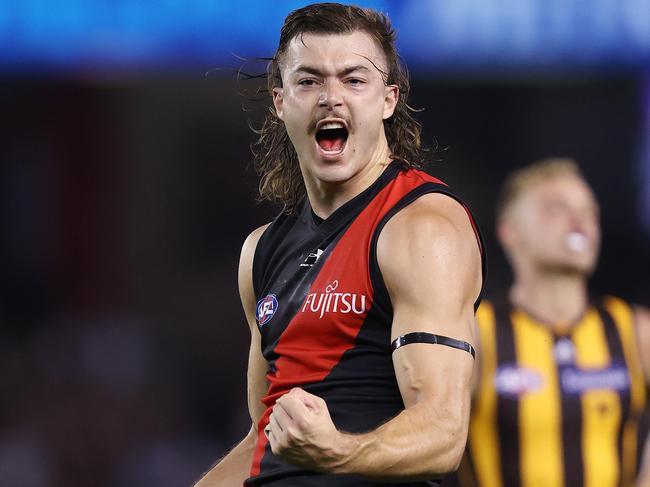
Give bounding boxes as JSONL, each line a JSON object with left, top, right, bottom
{"left": 249, "top": 168, "right": 445, "bottom": 479}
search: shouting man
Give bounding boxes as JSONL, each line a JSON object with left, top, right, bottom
{"left": 195, "top": 4, "right": 485, "bottom": 486}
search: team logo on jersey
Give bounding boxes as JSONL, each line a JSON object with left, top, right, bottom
{"left": 256, "top": 294, "right": 279, "bottom": 327}
{"left": 560, "top": 362, "right": 629, "bottom": 394}
{"left": 300, "top": 249, "right": 324, "bottom": 268}
{"left": 301, "top": 280, "right": 368, "bottom": 319}
{"left": 494, "top": 365, "right": 544, "bottom": 397}
{"left": 553, "top": 338, "right": 576, "bottom": 365}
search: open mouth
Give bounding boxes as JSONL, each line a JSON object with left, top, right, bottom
{"left": 315, "top": 121, "right": 348, "bottom": 153}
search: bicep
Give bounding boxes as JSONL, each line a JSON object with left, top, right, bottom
{"left": 378, "top": 194, "right": 481, "bottom": 407}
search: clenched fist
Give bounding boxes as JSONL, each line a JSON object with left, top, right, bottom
{"left": 264, "top": 387, "right": 358, "bottom": 472}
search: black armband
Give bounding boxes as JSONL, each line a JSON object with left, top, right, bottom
{"left": 391, "top": 332, "right": 476, "bottom": 359}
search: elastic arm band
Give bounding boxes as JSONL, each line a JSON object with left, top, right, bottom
{"left": 391, "top": 332, "right": 476, "bottom": 359}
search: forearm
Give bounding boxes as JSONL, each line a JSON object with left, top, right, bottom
{"left": 193, "top": 426, "right": 256, "bottom": 487}
{"left": 334, "top": 399, "right": 468, "bottom": 480}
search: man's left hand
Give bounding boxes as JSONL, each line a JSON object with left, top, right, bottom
{"left": 264, "top": 387, "right": 357, "bottom": 472}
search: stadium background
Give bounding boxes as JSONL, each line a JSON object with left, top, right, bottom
{"left": 1, "top": 1, "right": 650, "bottom": 485}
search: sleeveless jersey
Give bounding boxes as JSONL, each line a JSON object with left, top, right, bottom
{"left": 454, "top": 297, "right": 647, "bottom": 487}
{"left": 245, "top": 162, "right": 485, "bottom": 486}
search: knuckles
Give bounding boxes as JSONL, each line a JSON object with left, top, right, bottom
{"left": 293, "top": 417, "right": 308, "bottom": 430}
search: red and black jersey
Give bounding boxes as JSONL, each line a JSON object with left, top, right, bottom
{"left": 246, "top": 161, "right": 485, "bottom": 487}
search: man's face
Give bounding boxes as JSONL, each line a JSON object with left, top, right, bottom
{"left": 273, "top": 31, "right": 398, "bottom": 184}
{"left": 500, "top": 175, "right": 601, "bottom": 275}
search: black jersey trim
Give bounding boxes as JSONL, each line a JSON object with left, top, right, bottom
{"left": 493, "top": 299, "right": 522, "bottom": 487}
{"left": 555, "top": 332, "right": 584, "bottom": 487}
{"left": 391, "top": 332, "right": 476, "bottom": 359}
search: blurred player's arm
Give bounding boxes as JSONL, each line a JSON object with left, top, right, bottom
{"left": 193, "top": 224, "right": 270, "bottom": 487}
{"left": 635, "top": 305, "right": 650, "bottom": 487}
{"left": 265, "top": 194, "right": 480, "bottom": 480}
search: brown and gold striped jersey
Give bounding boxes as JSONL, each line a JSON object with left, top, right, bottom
{"left": 456, "top": 297, "right": 646, "bottom": 487}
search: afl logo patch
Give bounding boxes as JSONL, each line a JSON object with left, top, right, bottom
{"left": 494, "top": 365, "right": 544, "bottom": 397}
{"left": 256, "top": 295, "right": 278, "bottom": 327}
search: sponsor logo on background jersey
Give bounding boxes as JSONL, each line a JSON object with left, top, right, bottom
{"left": 560, "top": 362, "right": 630, "bottom": 394}
{"left": 301, "top": 280, "right": 368, "bottom": 319}
{"left": 494, "top": 365, "right": 544, "bottom": 397}
{"left": 256, "top": 294, "right": 278, "bottom": 327}
{"left": 300, "top": 249, "right": 324, "bottom": 268}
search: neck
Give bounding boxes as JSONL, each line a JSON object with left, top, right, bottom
{"left": 304, "top": 135, "right": 392, "bottom": 219}
{"left": 509, "top": 266, "right": 589, "bottom": 328}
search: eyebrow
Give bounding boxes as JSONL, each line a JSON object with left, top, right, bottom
{"left": 293, "top": 65, "right": 371, "bottom": 77}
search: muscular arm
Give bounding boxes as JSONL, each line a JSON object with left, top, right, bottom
{"left": 193, "top": 224, "right": 269, "bottom": 487}
{"left": 267, "top": 194, "right": 481, "bottom": 480}
{"left": 345, "top": 193, "right": 481, "bottom": 478}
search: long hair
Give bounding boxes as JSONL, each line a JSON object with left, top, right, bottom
{"left": 251, "top": 3, "right": 428, "bottom": 214}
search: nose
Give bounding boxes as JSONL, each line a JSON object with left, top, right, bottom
{"left": 318, "top": 80, "right": 343, "bottom": 109}
{"left": 568, "top": 210, "right": 596, "bottom": 236}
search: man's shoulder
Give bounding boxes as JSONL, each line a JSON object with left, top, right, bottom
{"left": 245, "top": 222, "right": 272, "bottom": 245}
{"left": 240, "top": 223, "right": 272, "bottom": 265}
{"left": 400, "top": 164, "right": 447, "bottom": 187}
{"left": 376, "top": 191, "right": 482, "bottom": 306}
{"left": 599, "top": 295, "right": 650, "bottom": 328}
{"left": 382, "top": 191, "right": 472, "bottom": 238}
{"left": 377, "top": 192, "right": 478, "bottom": 268}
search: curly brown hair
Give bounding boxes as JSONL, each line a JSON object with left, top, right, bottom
{"left": 251, "top": 2, "right": 429, "bottom": 213}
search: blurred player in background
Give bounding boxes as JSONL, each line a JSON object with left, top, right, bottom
{"left": 450, "top": 158, "right": 650, "bottom": 487}
{"left": 194, "top": 3, "right": 484, "bottom": 487}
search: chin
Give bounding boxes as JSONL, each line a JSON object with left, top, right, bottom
{"left": 310, "top": 156, "right": 358, "bottom": 183}
{"left": 542, "top": 256, "right": 598, "bottom": 277}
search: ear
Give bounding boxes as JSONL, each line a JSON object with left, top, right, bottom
{"left": 273, "top": 87, "right": 284, "bottom": 120}
{"left": 496, "top": 217, "right": 516, "bottom": 252}
{"left": 382, "top": 84, "right": 399, "bottom": 120}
